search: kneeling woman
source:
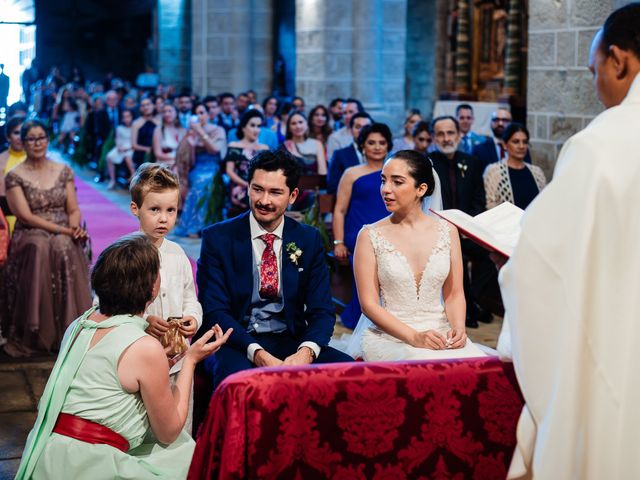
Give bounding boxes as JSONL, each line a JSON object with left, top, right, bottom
{"left": 16, "top": 234, "right": 231, "bottom": 480}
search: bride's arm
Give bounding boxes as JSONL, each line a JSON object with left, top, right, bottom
{"left": 354, "top": 229, "right": 421, "bottom": 346}
{"left": 442, "top": 226, "right": 467, "bottom": 348}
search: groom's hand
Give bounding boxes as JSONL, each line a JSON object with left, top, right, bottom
{"left": 254, "top": 349, "right": 283, "bottom": 367}
{"left": 283, "top": 347, "right": 315, "bottom": 366}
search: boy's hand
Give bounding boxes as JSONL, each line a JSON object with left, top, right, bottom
{"left": 178, "top": 316, "right": 198, "bottom": 337}
{"left": 146, "top": 315, "right": 170, "bottom": 338}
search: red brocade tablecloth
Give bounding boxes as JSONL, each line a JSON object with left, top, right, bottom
{"left": 188, "top": 357, "right": 524, "bottom": 479}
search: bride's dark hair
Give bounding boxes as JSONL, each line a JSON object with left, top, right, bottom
{"left": 388, "top": 150, "right": 435, "bottom": 199}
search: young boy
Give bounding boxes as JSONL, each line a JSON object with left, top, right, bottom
{"left": 129, "top": 163, "right": 203, "bottom": 434}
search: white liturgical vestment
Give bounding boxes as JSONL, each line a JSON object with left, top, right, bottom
{"left": 497, "top": 73, "right": 640, "bottom": 479}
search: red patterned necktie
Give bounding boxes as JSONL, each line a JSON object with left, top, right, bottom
{"left": 259, "top": 233, "right": 278, "bottom": 298}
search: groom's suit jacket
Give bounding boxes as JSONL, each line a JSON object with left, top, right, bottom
{"left": 196, "top": 211, "right": 335, "bottom": 352}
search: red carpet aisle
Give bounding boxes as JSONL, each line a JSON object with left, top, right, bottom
{"left": 74, "top": 176, "right": 140, "bottom": 262}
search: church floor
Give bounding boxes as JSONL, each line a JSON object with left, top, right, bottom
{"left": 0, "top": 155, "right": 503, "bottom": 477}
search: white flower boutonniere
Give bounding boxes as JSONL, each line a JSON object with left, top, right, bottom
{"left": 286, "top": 242, "right": 303, "bottom": 265}
{"left": 457, "top": 162, "right": 468, "bottom": 178}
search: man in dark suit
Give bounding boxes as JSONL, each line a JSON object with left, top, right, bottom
{"left": 326, "top": 112, "right": 372, "bottom": 194}
{"left": 429, "top": 116, "right": 495, "bottom": 327}
{"left": 197, "top": 149, "right": 351, "bottom": 388}
{"left": 472, "top": 108, "right": 531, "bottom": 169}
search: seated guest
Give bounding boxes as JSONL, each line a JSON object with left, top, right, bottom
{"left": 106, "top": 109, "right": 136, "bottom": 189}
{"left": 326, "top": 112, "right": 372, "bottom": 194}
{"left": 392, "top": 108, "right": 422, "bottom": 152}
{"left": 130, "top": 95, "right": 158, "bottom": 168}
{"left": 411, "top": 120, "right": 433, "bottom": 155}
{"left": 472, "top": 108, "right": 532, "bottom": 168}
{"left": 430, "top": 116, "right": 494, "bottom": 328}
{"left": 308, "top": 104, "right": 333, "bottom": 149}
{"left": 225, "top": 110, "right": 269, "bottom": 218}
{"left": 326, "top": 98, "right": 364, "bottom": 158}
{"left": 350, "top": 150, "right": 486, "bottom": 360}
{"left": 333, "top": 123, "right": 392, "bottom": 328}
{"left": 262, "top": 95, "right": 278, "bottom": 129}
{"left": 283, "top": 112, "right": 327, "bottom": 175}
{"left": 203, "top": 95, "right": 220, "bottom": 126}
{"left": 3, "top": 120, "right": 92, "bottom": 357}
{"left": 15, "top": 234, "right": 231, "bottom": 479}
{"left": 236, "top": 92, "right": 251, "bottom": 117}
{"left": 227, "top": 124, "right": 279, "bottom": 150}
{"left": 292, "top": 95, "right": 305, "bottom": 113}
{"left": 216, "top": 92, "right": 238, "bottom": 134}
{"left": 0, "top": 115, "right": 27, "bottom": 233}
{"left": 456, "top": 104, "right": 485, "bottom": 154}
{"left": 197, "top": 149, "right": 351, "bottom": 388}
{"left": 484, "top": 123, "right": 546, "bottom": 210}
{"left": 174, "top": 102, "right": 227, "bottom": 236}
{"left": 152, "top": 102, "right": 187, "bottom": 170}
{"left": 274, "top": 101, "right": 295, "bottom": 144}
{"left": 328, "top": 97, "right": 344, "bottom": 130}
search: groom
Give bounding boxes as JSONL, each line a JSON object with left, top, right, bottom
{"left": 197, "top": 149, "right": 351, "bottom": 387}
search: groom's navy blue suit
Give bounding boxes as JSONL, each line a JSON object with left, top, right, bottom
{"left": 196, "top": 211, "right": 350, "bottom": 387}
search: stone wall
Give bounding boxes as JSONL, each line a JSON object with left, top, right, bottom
{"left": 191, "top": 0, "right": 273, "bottom": 99}
{"left": 158, "top": 0, "right": 191, "bottom": 90}
{"left": 526, "top": 0, "right": 631, "bottom": 178}
{"left": 295, "top": 0, "right": 408, "bottom": 133}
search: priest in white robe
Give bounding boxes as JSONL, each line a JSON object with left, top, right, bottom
{"left": 497, "top": 5, "right": 640, "bottom": 479}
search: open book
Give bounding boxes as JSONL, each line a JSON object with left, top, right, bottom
{"left": 431, "top": 202, "right": 524, "bottom": 257}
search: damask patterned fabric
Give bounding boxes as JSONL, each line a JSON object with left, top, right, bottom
{"left": 188, "top": 357, "right": 523, "bottom": 479}
{"left": 259, "top": 233, "right": 278, "bottom": 298}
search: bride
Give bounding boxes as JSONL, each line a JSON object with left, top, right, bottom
{"left": 349, "top": 150, "right": 485, "bottom": 360}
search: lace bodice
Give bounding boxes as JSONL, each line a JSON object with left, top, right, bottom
{"left": 367, "top": 219, "right": 451, "bottom": 328}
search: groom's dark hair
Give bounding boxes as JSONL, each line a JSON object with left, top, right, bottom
{"left": 248, "top": 149, "right": 301, "bottom": 192}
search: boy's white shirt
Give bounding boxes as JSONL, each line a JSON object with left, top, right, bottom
{"left": 145, "top": 237, "right": 203, "bottom": 374}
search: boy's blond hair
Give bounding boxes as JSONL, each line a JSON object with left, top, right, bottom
{"left": 129, "top": 163, "right": 180, "bottom": 207}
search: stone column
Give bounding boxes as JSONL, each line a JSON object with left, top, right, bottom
{"left": 295, "top": 0, "right": 407, "bottom": 131}
{"left": 454, "top": 0, "right": 471, "bottom": 93}
{"left": 191, "top": 0, "right": 273, "bottom": 99}
{"left": 503, "top": 0, "right": 522, "bottom": 95}
{"left": 157, "top": 0, "right": 191, "bottom": 90}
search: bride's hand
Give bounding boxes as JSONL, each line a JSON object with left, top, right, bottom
{"left": 446, "top": 328, "right": 467, "bottom": 349}
{"left": 412, "top": 330, "right": 447, "bottom": 350}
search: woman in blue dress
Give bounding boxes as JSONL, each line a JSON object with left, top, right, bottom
{"left": 332, "top": 123, "right": 393, "bottom": 328}
{"left": 174, "top": 102, "right": 227, "bottom": 237}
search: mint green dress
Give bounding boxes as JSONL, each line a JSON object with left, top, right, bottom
{"left": 16, "top": 309, "right": 195, "bottom": 480}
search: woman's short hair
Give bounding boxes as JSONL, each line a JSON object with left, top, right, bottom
{"left": 236, "top": 109, "right": 264, "bottom": 139}
{"left": 285, "top": 111, "right": 308, "bottom": 140}
{"left": 20, "top": 119, "right": 49, "bottom": 142}
{"left": 412, "top": 120, "right": 431, "bottom": 138}
{"left": 92, "top": 233, "right": 159, "bottom": 316}
{"left": 4, "top": 115, "right": 26, "bottom": 137}
{"left": 356, "top": 122, "right": 393, "bottom": 154}
{"left": 502, "top": 122, "right": 530, "bottom": 143}
{"left": 129, "top": 163, "right": 180, "bottom": 207}
{"left": 248, "top": 149, "right": 301, "bottom": 193}
{"left": 388, "top": 150, "right": 435, "bottom": 198}
{"left": 191, "top": 101, "right": 206, "bottom": 114}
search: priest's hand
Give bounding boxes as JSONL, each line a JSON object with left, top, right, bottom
{"left": 446, "top": 328, "right": 467, "bottom": 349}
{"left": 412, "top": 330, "right": 447, "bottom": 350}
{"left": 254, "top": 349, "right": 284, "bottom": 367}
{"left": 283, "top": 347, "right": 315, "bottom": 366}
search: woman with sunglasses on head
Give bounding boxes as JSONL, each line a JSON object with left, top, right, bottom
{"left": 3, "top": 119, "right": 92, "bottom": 358}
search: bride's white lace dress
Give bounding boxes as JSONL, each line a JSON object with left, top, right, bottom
{"left": 358, "top": 219, "right": 486, "bottom": 361}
